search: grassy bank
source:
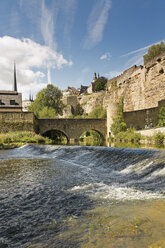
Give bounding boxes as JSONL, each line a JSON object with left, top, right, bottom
{"left": 0, "top": 131, "right": 53, "bottom": 149}
{"left": 110, "top": 129, "right": 165, "bottom": 149}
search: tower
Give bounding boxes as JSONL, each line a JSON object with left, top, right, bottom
{"left": 93, "top": 72, "right": 97, "bottom": 82}
{"left": 13, "top": 62, "right": 17, "bottom": 92}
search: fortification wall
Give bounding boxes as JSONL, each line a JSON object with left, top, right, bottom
{"left": 0, "top": 112, "right": 36, "bottom": 133}
{"left": 106, "top": 51, "right": 165, "bottom": 112}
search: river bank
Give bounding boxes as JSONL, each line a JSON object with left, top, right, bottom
{"left": 0, "top": 131, "right": 53, "bottom": 149}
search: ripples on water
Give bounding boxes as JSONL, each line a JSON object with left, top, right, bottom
{"left": 0, "top": 145, "right": 165, "bottom": 247}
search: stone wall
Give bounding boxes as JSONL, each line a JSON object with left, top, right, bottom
{"left": 106, "top": 52, "right": 165, "bottom": 112}
{"left": 123, "top": 107, "right": 158, "bottom": 130}
{"left": 0, "top": 112, "right": 36, "bottom": 133}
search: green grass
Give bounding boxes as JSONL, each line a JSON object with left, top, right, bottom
{"left": 0, "top": 131, "right": 53, "bottom": 148}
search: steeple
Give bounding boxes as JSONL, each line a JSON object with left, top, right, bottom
{"left": 29, "top": 91, "right": 31, "bottom": 101}
{"left": 13, "top": 62, "right": 17, "bottom": 92}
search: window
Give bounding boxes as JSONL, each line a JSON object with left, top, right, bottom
{"left": 0, "top": 100, "right": 5, "bottom": 105}
{"left": 10, "top": 100, "right": 16, "bottom": 105}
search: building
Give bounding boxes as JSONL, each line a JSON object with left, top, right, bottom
{"left": 87, "top": 72, "right": 100, "bottom": 93}
{"left": 0, "top": 64, "right": 22, "bottom": 112}
{"left": 22, "top": 93, "right": 33, "bottom": 112}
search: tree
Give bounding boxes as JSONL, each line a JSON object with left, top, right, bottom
{"left": 110, "top": 97, "right": 127, "bottom": 136}
{"left": 143, "top": 42, "right": 165, "bottom": 64}
{"left": 94, "top": 77, "right": 107, "bottom": 92}
{"left": 88, "top": 106, "right": 107, "bottom": 118}
{"left": 38, "top": 107, "right": 57, "bottom": 118}
{"left": 28, "top": 84, "right": 64, "bottom": 118}
{"left": 158, "top": 107, "right": 165, "bottom": 126}
{"left": 74, "top": 104, "right": 84, "bottom": 116}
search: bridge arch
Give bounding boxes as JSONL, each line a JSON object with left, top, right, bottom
{"left": 38, "top": 118, "right": 107, "bottom": 145}
{"left": 43, "top": 129, "right": 69, "bottom": 144}
{"left": 79, "top": 129, "right": 104, "bottom": 146}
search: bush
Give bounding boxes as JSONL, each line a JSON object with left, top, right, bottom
{"left": 154, "top": 131, "right": 164, "bottom": 145}
{"left": 0, "top": 131, "right": 52, "bottom": 146}
{"left": 114, "top": 128, "right": 141, "bottom": 143}
{"left": 88, "top": 106, "right": 107, "bottom": 118}
{"left": 74, "top": 104, "right": 84, "bottom": 116}
{"left": 158, "top": 107, "right": 165, "bottom": 126}
{"left": 94, "top": 77, "right": 107, "bottom": 92}
{"left": 143, "top": 42, "right": 165, "bottom": 64}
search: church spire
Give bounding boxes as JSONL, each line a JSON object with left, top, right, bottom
{"left": 29, "top": 91, "right": 31, "bottom": 101}
{"left": 13, "top": 62, "right": 17, "bottom": 92}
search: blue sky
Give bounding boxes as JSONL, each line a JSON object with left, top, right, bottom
{"left": 0, "top": 0, "right": 165, "bottom": 99}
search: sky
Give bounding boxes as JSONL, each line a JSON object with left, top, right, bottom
{"left": 0, "top": 0, "right": 165, "bottom": 99}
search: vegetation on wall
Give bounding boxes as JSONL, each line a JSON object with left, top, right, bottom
{"left": 74, "top": 104, "right": 84, "bottom": 116}
{"left": 28, "top": 84, "right": 65, "bottom": 118}
{"left": 69, "top": 105, "right": 106, "bottom": 119}
{"left": 143, "top": 42, "right": 165, "bottom": 64}
{"left": 88, "top": 105, "right": 107, "bottom": 118}
{"left": 110, "top": 80, "right": 118, "bottom": 91}
{"left": 94, "top": 77, "right": 107, "bottom": 92}
{"left": 110, "top": 97, "right": 127, "bottom": 136}
{"left": 158, "top": 107, "right": 165, "bottom": 126}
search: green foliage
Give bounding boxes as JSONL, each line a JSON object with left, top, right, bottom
{"left": 110, "top": 97, "right": 127, "bottom": 136}
{"left": 0, "top": 131, "right": 52, "bottom": 148}
{"left": 88, "top": 105, "right": 107, "bottom": 118}
{"left": 43, "top": 130, "right": 68, "bottom": 145}
{"left": 110, "top": 81, "right": 118, "bottom": 91}
{"left": 158, "top": 107, "right": 165, "bottom": 126}
{"left": 74, "top": 104, "right": 84, "bottom": 116}
{"left": 94, "top": 77, "right": 107, "bottom": 92}
{"left": 114, "top": 128, "right": 141, "bottom": 143}
{"left": 143, "top": 42, "right": 165, "bottom": 64}
{"left": 79, "top": 130, "right": 103, "bottom": 146}
{"left": 38, "top": 107, "right": 57, "bottom": 118}
{"left": 28, "top": 84, "right": 64, "bottom": 117}
{"left": 154, "top": 131, "right": 164, "bottom": 145}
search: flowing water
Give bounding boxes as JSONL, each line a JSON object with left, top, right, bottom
{"left": 0, "top": 145, "right": 165, "bottom": 248}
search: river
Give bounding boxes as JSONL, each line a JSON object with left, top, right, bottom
{"left": 0, "top": 145, "right": 165, "bottom": 247}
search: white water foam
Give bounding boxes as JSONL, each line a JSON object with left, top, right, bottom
{"left": 69, "top": 183, "right": 165, "bottom": 201}
{"left": 120, "top": 160, "right": 153, "bottom": 175}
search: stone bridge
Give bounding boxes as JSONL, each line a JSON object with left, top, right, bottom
{"left": 37, "top": 118, "right": 107, "bottom": 144}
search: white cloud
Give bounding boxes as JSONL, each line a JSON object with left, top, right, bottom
{"left": 83, "top": 0, "right": 111, "bottom": 49}
{"left": 0, "top": 36, "right": 72, "bottom": 99}
{"left": 41, "top": 0, "right": 56, "bottom": 49}
{"left": 100, "top": 52, "right": 111, "bottom": 60}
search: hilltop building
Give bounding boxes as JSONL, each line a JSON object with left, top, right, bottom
{"left": 0, "top": 64, "right": 22, "bottom": 112}
{"left": 87, "top": 72, "right": 101, "bottom": 93}
{"left": 22, "top": 93, "right": 34, "bottom": 112}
